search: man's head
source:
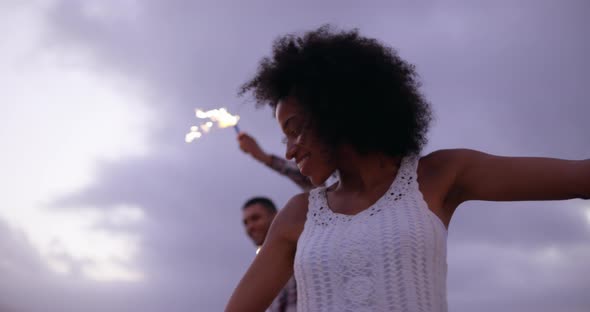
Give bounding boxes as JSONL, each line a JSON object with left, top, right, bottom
{"left": 242, "top": 197, "right": 277, "bottom": 246}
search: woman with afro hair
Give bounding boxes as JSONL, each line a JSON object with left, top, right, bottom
{"left": 225, "top": 25, "right": 590, "bottom": 312}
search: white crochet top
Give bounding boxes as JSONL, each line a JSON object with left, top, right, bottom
{"left": 294, "top": 155, "right": 448, "bottom": 312}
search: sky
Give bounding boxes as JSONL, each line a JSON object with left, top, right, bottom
{"left": 0, "top": 0, "right": 588, "bottom": 311}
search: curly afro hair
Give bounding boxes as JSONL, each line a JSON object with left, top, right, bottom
{"left": 239, "top": 25, "right": 432, "bottom": 157}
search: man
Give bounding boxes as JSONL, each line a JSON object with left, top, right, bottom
{"left": 241, "top": 197, "right": 297, "bottom": 312}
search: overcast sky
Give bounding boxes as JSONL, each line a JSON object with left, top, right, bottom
{"left": 1, "top": 0, "right": 589, "bottom": 311}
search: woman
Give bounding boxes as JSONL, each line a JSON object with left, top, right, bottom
{"left": 225, "top": 25, "right": 589, "bottom": 312}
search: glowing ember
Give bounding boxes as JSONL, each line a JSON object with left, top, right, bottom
{"left": 185, "top": 127, "right": 203, "bottom": 143}
{"left": 185, "top": 108, "right": 240, "bottom": 143}
{"left": 200, "top": 121, "right": 213, "bottom": 133}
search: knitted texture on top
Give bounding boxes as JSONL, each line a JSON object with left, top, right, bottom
{"left": 294, "top": 155, "right": 448, "bottom": 312}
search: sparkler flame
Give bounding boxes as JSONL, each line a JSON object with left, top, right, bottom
{"left": 195, "top": 108, "right": 240, "bottom": 128}
{"left": 200, "top": 121, "right": 213, "bottom": 133}
{"left": 185, "top": 108, "right": 240, "bottom": 143}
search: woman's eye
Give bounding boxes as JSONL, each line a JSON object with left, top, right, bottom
{"left": 286, "top": 129, "right": 298, "bottom": 137}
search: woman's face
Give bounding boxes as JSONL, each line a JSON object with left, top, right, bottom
{"left": 276, "top": 97, "right": 336, "bottom": 186}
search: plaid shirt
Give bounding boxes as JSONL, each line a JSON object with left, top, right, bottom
{"left": 267, "top": 277, "right": 297, "bottom": 312}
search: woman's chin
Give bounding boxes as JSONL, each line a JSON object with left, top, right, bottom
{"left": 299, "top": 164, "right": 332, "bottom": 186}
{"left": 298, "top": 164, "right": 312, "bottom": 178}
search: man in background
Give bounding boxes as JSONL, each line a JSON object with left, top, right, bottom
{"left": 241, "top": 197, "right": 297, "bottom": 312}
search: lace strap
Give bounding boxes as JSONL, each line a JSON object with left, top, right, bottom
{"left": 307, "top": 187, "right": 325, "bottom": 213}
{"left": 401, "top": 154, "right": 419, "bottom": 176}
{"left": 402, "top": 154, "right": 421, "bottom": 190}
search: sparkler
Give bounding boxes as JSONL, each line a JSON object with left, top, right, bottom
{"left": 185, "top": 108, "right": 240, "bottom": 143}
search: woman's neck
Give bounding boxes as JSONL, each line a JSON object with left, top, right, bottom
{"left": 334, "top": 149, "right": 402, "bottom": 194}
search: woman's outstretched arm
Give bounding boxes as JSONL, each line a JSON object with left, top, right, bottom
{"left": 440, "top": 149, "right": 590, "bottom": 206}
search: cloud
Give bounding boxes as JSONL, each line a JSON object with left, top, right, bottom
{"left": 1, "top": 0, "right": 152, "bottom": 294}
{"left": 1, "top": 0, "right": 588, "bottom": 311}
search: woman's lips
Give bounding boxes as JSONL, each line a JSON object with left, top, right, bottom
{"left": 297, "top": 155, "right": 310, "bottom": 171}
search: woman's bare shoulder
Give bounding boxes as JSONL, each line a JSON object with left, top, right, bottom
{"left": 272, "top": 192, "right": 310, "bottom": 244}
{"left": 419, "top": 149, "right": 464, "bottom": 166}
{"left": 418, "top": 149, "right": 472, "bottom": 180}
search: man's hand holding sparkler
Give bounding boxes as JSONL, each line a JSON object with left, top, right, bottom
{"left": 237, "top": 132, "right": 272, "bottom": 166}
{"left": 185, "top": 107, "right": 315, "bottom": 190}
{"left": 236, "top": 132, "right": 317, "bottom": 191}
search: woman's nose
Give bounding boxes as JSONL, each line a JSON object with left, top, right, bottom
{"left": 285, "top": 141, "right": 297, "bottom": 160}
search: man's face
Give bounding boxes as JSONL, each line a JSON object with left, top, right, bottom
{"left": 242, "top": 203, "right": 276, "bottom": 246}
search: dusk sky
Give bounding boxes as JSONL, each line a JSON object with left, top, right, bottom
{"left": 1, "top": 0, "right": 589, "bottom": 311}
